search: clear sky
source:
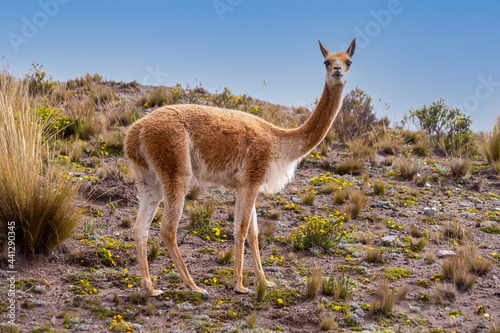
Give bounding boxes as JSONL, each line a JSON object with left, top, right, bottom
{"left": 1, "top": 1, "right": 499, "bottom": 131}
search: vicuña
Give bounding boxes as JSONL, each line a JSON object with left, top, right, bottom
{"left": 125, "top": 38, "right": 356, "bottom": 295}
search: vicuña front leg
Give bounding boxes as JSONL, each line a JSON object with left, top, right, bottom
{"left": 247, "top": 206, "right": 275, "bottom": 287}
{"left": 233, "top": 187, "right": 259, "bottom": 294}
{"left": 160, "top": 196, "right": 207, "bottom": 293}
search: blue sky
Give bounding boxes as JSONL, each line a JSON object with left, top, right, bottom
{"left": 1, "top": 1, "right": 499, "bottom": 130}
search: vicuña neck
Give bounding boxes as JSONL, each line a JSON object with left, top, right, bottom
{"left": 283, "top": 83, "right": 344, "bottom": 161}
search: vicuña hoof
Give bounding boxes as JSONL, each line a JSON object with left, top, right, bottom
{"left": 265, "top": 280, "right": 276, "bottom": 288}
{"left": 234, "top": 286, "right": 251, "bottom": 294}
{"left": 189, "top": 285, "right": 208, "bottom": 294}
{"left": 147, "top": 289, "right": 163, "bottom": 297}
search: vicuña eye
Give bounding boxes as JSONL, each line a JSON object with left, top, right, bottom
{"left": 346, "top": 60, "right": 352, "bottom": 68}
{"left": 324, "top": 61, "right": 330, "bottom": 68}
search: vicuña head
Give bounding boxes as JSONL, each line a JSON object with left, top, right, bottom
{"left": 125, "top": 37, "right": 356, "bottom": 296}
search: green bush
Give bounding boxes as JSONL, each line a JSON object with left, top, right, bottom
{"left": 404, "top": 98, "right": 473, "bottom": 152}
{"left": 288, "top": 216, "right": 347, "bottom": 253}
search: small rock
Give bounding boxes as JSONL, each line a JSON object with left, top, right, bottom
{"left": 437, "top": 250, "right": 456, "bottom": 257}
{"left": 387, "top": 210, "right": 398, "bottom": 217}
{"left": 409, "top": 305, "right": 421, "bottom": 312}
{"left": 477, "top": 322, "right": 489, "bottom": 329}
{"left": 380, "top": 235, "right": 398, "bottom": 246}
{"left": 178, "top": 301, "right": 194, "bottom": 311}
{"left": 423, "top": 207, "right": 436, "bottom": 217}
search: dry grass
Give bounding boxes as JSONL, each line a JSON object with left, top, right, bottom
{"left": 395, "top": 158, "right": 419, "bottom": 181}
{"left": 268, "top": 209, "right": 281, "bottom": 220}
{"left": 217, "top": 247, "right": 235, "bottom": 265}
{"left": 412, "top": 133, "right": 433, "bottom": 156}
{"left": 424, "top": 251, "right": 438, "bottom": 264}
{"left": 380, "top": 135, "right": 404, "bottom": 155}
{"left": 371, "top": 279, "right": 407, "bottom": 315}
{"left": 442, "top": 248, "right": 478, "bottom": 292}
{"left": 448, "top": 157, "right": 471, "bottom": 177}
{"left": 319, "top": 181, "right": 339, "bottom": 194}
{"left": 415, "top": 174, "right": 430, "bottom": 187}
{"left": 373, "top": 180, "right": 386, "bottom": 196}
{"left": 137, "top": 87, "right": 172, "bottom": 107}
{"left": 319, "top": 314, "right": 337, "bottom": 331}
{"left": 433, "top": 282, "right": 457, "bottom": 306}
{"left": 187, "top": 199, "right": 215, "bottom": 227}
{"left": 301, "top": 191, "right": 316, "bottom": 205}
{"left": 185, "top": 186, "right": 202, "bottom": 201}
{"left": 257, "top": 279, "right": 267, "bottom": 302}
{"left": 333, "top": 187, "right": 350, "bottom": 204}
{"left": 348, "top": 137, "right": 376, "bottom": 161}
{"left": 306, "top": 268, "right": 322, "bottom": 299}
{"left": 148, "top": 240, "right": 160, "bottom": 260}
{"left": 335, "top": 157, "right": 363, "bottom": 175}
{"left": 341, "top": 188, "right": 369, "bottom": 218}
{"left": 246, "top": 312, "right": 257, "bottom": 328}
{"left": 363, "top": 246, "right": 387, "bottom": 264}
{"left": 410, "top": 237, "right": 427, "bottom": 252}
{"left": 442, "top": 221, "right": 467, "bottom": 241}
{"left": 0, "top": 72, "right": 81, "bottom": 254}
{"left": 480, "top": 115, "right": 500, "bottom": 173}
{"left": 319, "top": 141, "right": 329, "bottom": 156}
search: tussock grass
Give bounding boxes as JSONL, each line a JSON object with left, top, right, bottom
{"left": 148, "top": 240, "right": 160, "bottom": 260}
{"left": 373, "top": 180, "right": 386, "bottom": 195}
{"left": 306, "top": 268, "right": 323, "bottom": 299}
{"left": 371, "top": 279, "right": 407, "bottom": 315}
{"left": 415, "top": 173, "right": 430, "bottom": 187}
{"left": 301, "top": 191, "right": 316, "bottom": 205}
{"left": 412, "top": 133, "right": 433, "bottom": 156}
{"left": 442, "top": 221, "right": 467, "bottom": 241}
{"left": 341, "top": 188, "right": 368, "bottom": 218}
{"left": 448, "top": 157, "right": 471, "bottom": 178}
{"left": 395, "top": 158, "right": 419, "bottom": 181}
{"left": 321, "top": 273, "right": 354, "bottom": 302}
{"left": 319, "top": 314, "right": 337, "bottom": 331}
{"left": 217, "top": 247, "right": 235, "bottom": 265}
{"left": 0, "top": 72, "right": 81, "bottom": 254}
{"left": 380, "top": 135, "right": 404, "bottom": 155}
{"left": 363, "top": 246, "right": 387, "bottom": 264}
{"left": 433, "top": 283, "right": 457, "bottom": 306}
{"left": 348, "top": 137, "right": 376, "bottom": 161}
{"left": 335, "top": 157, "right": 363, "bottom": 175}
{"left": 480, "top": 116, "right": 500, "bottom": 173}
{"left": 185, "top": 186, "right": 202, "bottom": 201}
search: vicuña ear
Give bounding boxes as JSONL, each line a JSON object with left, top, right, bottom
{"left": 346, "top": 38, "right": 356, "bottom": 58}
{"left": 318, "top": 40, "right": 329, "bottom": 59}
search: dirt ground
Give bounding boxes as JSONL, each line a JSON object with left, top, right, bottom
{"left": 2, "top": 144, "right": 500, "bottom": 333}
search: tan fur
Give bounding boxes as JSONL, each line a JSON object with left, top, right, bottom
{"left": 125, "top": 38, "right": 356, "bottom": 295}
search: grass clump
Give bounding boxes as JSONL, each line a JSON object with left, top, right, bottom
{"left": 148, "top": 240, "right": 160, "bottom": 261}
{"left": 373, "top": 180, "right": 386, "bottom": 196}
{"left": 395, "top": 158, "right": 419, "bottom": 181}
{"left": 321, "top": 273, "right": 355, "bottom": 301}
{"left": 341, "top": 188, "right": 369, "bottom": 218}
{"left": 371, "top": 279, "right": 408, "bottom": 315}
{"left": 480, "top": 116, "right": 500, "bottom": 173}
{"left": 288, "top": 216, "right": 346, "bottom": 253}
{"left": 319, "top": 314, "right": 337, "bottom": 331}
{"left": 433, "top": 282, "right": 457, "bottom": 306}
{"left": 347, "top": 137, "right": 376, "bottom": 161}
{"left": 335, "top": 157, "right": 363, "bottom": 175}
{"left": 257, "top": 279, "right": 267, "bottom": 302}
{"left": 448, "top": 157, "right": 471, "bottom": 178}
{"left": 185, "top": 186, "right": 202, "bottom": 200}
{"left": 363, "top": 246, "right": 387, "bottom": 264}
{"left": 306, "top": 268, "right": 322, "bottom": 299}
{"left": 217, "top": 247, "right": 234, "bottom": 265}
{"left": 0, "top": 72, "right": 81, "bottom": 254}
{"left": 246, "top": 312, "right": 258, "bottom": 328}
{"left": 301, "top": 191, "right": 316, "bottom": 205}
{"left": 442, "top": 221, "right": 468, "bottom": 241}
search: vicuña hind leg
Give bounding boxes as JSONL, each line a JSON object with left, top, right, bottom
{"left": 247, "top": 206, "right": 275, "bottom": 287}
{"left": 160, "top": 186, "right": 206, "bottom": 293}
{"left": 233, "top": 187, "right": 259, "bottom": 294}
{"left": 134, "top": 168, "right": 163, "bottom": 296}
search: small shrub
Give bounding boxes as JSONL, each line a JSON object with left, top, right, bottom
{"left": 306, "top": 268, "right": 322, "bottom": 299}
{"left": 333, "top": 88, "right": 385, "bottom": 142}
{"left": 321, "top": 273, "right": 355, "bottom": 301}
{"left": 395, "top": 158, "right": 419, "bottom": 181}
{"left": 288, "top": 216, "right": 346, "bottom": 253}
{"left": 373, "top": 180, "right": 386, "bottom": 196}
{"left": 404, "top": 98, "right": 473, "bottom": 151}
{"left": 335, "top": 158, "right": 363, "bottom": 175}
{"left": 302, "top": 191, "right": 316, "bottom": 205}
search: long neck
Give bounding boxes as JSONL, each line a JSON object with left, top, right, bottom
{"left": 283, "top": 83, "right": 344, "bottom": 160}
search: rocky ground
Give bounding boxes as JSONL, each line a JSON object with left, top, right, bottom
{"left": 2, "top": 141, "right": 500, "bottom": 333}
